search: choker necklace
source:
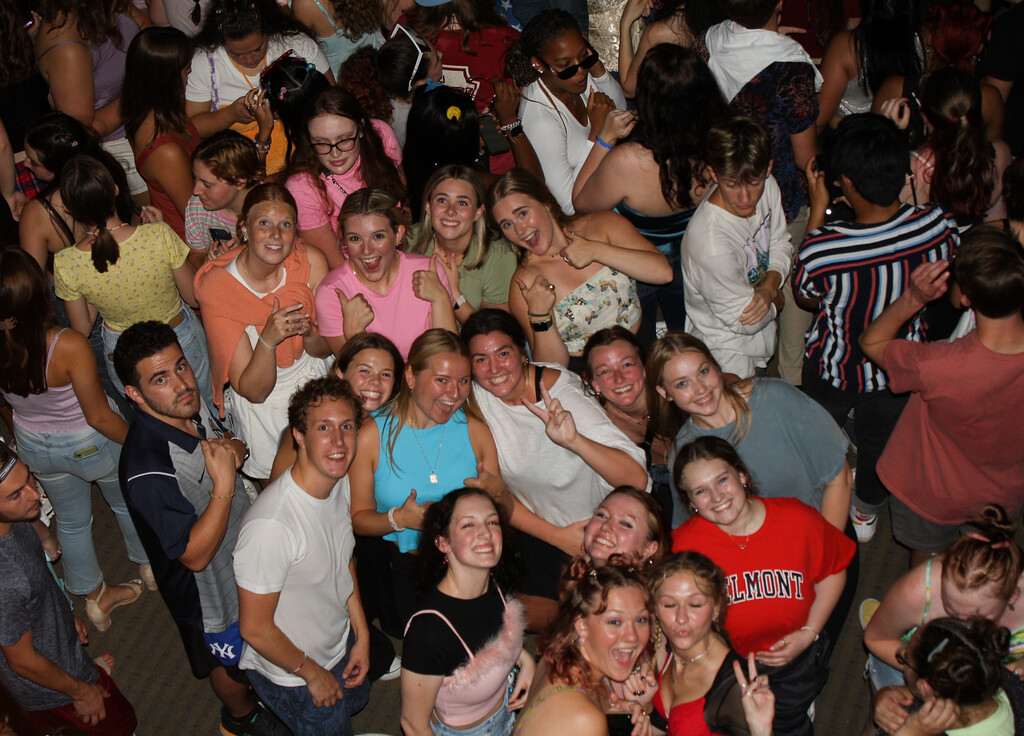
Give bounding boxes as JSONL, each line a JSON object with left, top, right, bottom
{"left": 410, "top": 421, "right": 447, "bottom": 484}
{"left": 680, "top": 637, "right": 714, "bottom": 665}
{"left": 326, "top": 174, "right": 348, "bottom": 196}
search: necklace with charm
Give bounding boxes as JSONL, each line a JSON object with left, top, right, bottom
{"left": 410, "top": 422, "right": 447, "bottom": 484}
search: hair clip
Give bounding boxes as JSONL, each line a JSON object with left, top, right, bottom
{"left": 446, "top": 105, "right": 462, "bottom": 121}
{"left": 424, "top": 77, "right": 443, "bottom": 92}
{"left": 926, "top": 637, "right": 949, "bottom": 663}
{"left": 278, "top": 86, "right": 287, "bottom": 100}
{"left": 965, "top": 530, "right": 1013, "bottom": 550}
{"left": 306, "top": 62, "right": 315, "bottom": 72}
{"left": 0, "top": 317, "right": 17, "bottom": 332}
{"left": 588, "top": 567, "right": 598, "bottom": 579}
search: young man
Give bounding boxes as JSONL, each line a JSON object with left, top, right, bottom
{"left": 860, "top": 226, "right": 1024, "bottom": 563}
{"left": 795, "top": 114, "right": 960, "bottom": 543}
{"left": 681, "top": 116, "right": 793, "bottom": 378}
{"left": 234, "top": 376, "right": 371, "bottom": 736}
{"left": 0, "top": 443, "right": 137, "bottom": 735}
{"left": 697, "top": 0, "right": 823, "bottom": 385}
{"left": 113, "top": 321, "right": 287, "bottom": 736}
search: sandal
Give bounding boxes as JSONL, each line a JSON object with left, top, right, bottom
{"left": 139, "top": 563, "right": 157, "bottom": 592}
{"left": 85, "top": 580, "right": 144, "bottom": 632}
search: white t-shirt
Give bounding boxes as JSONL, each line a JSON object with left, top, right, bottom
{"left": 233, "top": 469, "right": 355, "bottom": 686}
{"left": 474, "top": 364, "right": 649, "bottom": 526}
{"left": 681, "top": 175, "right": 793, "bottom": 378}
{"left": 186, "top": 34, "right": 329, "bottom": 109}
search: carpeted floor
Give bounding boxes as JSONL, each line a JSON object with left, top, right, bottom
{"left": 52, "top": 483, "right": 913, "bottom": 736}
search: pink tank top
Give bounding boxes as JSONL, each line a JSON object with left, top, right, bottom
{"left": 2, "top": 330, "right": 90, "bottom": 434}
{"left": 405, "top": 589, "right": 526, "bottom": 727}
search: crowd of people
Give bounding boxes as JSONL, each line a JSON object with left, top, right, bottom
{"left": 0, "top": 0, "right": 1023, "bottom": 734}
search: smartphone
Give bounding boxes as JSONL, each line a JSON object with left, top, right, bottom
{"left": 479, "top": 112, "right": 510, "bottom": 156}
{"left": 209, "top": 227, "right": 233, "bottom": 243}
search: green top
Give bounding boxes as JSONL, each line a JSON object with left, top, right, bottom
{"left": 407, "top": 225, "right": 517, "bottom": 310}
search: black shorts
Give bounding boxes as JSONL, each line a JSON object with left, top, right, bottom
{"left": 175, "top": 621, "right": 250, "bottom": 684}
{"left": 517, "top": 531, "right": 569, "bottom": 600}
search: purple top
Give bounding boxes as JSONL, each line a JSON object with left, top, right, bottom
{"left": 90, "top": 13, "right": 139, "bottom": 142}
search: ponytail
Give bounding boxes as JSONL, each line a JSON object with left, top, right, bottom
{"left": 59, "top": 155, "right": 121, "bottom": 273}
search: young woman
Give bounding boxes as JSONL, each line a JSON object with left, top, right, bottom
{"left": 53, "top": 155, "right": 213, "bottom": 413}
{"left": 0, "top": 249, "right": 151, "bottom": 632}
{"left": 874, "top": 617, "right": 1024, "bottom": 735}
{"left": 372, "top": 24, "right": 444, "bottom": 147}
{"left": 194, "top": 182, "right": 331, "bottom": 482}
{"left": 462, "top": 309, "right": 648, "bottom": 628}
{"left": 123, "top": 26, "right": 201, "bottom": 238}
{"left": 30, "top": 0, "right": 146, "bottom": 200}
{"left": 581, "top": 327, "right": 674, "bottom": 522}
{"left": 283, "top": 88, "right": 404, "bottom": 268}
{"left": 885, "top": 66, "right": 1011, "bottom": 225}
{"left": 489, "top": 169, "right": 671, "bottom": 371}
{"left": 257, "top": 54, "right": 331, "bottom": 165}
{"left": 401, "top": 488, "right": 535, "bottom": 736}
{"left": 314, "top": 189, "right": 456, "bottom": 357}
{"left": 184, "top": 0, "right": 333, "bottom": 175}
{"left": 512, "top": 559, "right": 655, "bottom": 736}
{"left": 863, "top": 505, "right": 1024, "bottom": 691}
{"left": 583, "top": 487, "right": 668, "bottom": 568}
{"left": 184, "top": 130, "right": 262, "bottom": 264}
{"left": 290, "top": 0, "right": 382, "bottom": 77}
{"left": 575, "top": 44, "right": 729, "bottom": 347}
{"left": 672, "top": 436, "right": 856, "bottom": 736}
{"left": 347, "top": 329, "right": 502, "bottom": 629}
{"left": 505, "top": 10, "right": 631, "bottom": 214}
{"left": 269, "top": 332, "right": 403, "bottom": 479}
{"left": 650, "top": 552, "right": 775, "bottom": 736}
{"left": 408, "top": 165, "right": 518, "bottom": 324}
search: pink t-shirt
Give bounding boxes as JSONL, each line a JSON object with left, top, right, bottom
{"left": 285, "top": 119, "right": 402, "bottom": 233}
{"left": 314, "top": 250, "right": 452, "bottom": 358}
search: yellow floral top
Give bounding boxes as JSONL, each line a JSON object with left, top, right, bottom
{"left": 54, "top": 221, "right": 190, "bottom": 332}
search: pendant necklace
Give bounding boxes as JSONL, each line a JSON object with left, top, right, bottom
{"left": 411, "top": 421, "right": 447, "bottom": 484}
{"left": 609, "top": 403, "right": 648, "bottom": 428}
{"left": 727, "top": 532, "right": 753, "bottom": 550}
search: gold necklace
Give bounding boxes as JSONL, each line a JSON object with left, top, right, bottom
{"left": 409, "top": 421, "right": 447, "bottom": 484}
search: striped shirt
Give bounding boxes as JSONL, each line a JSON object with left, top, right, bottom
{"left": 795, "top": 204, "right": 959, "bottom": 392}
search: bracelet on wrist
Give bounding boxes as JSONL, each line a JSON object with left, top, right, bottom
{"left": 595, "top": 136, "right": 613, "bottom": 151}
{"left": 527, "top": 311, "right": 552, "bottom": 318}
{"left": 290, "top": 652, "right": 307, "bottom": 675}
{"left": 209, "top": 490, "right": 235, "bottom": 500}
{"left": 530, "top": 318, "right": 553, "bottom": 333}
{"left": 800, "top": 626, "right": 819, "bottom": 641}
{"left": 498, "top": 118, "right": 522, "bottom": 133}
{"left": 258, "top": 333, "right": 275, "bottom": 350}
{"left": 387, "top": 506, "right": 406, "bottom": 532}
{"left": 254, "top": 138, "right": 272, "bottom": 152}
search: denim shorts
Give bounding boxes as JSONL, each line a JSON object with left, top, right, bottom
{"left": 431, "top": 689, "right": 513, "bottom": 736}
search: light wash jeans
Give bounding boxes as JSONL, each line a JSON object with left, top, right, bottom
{"left": 431, "top": 689, "right": 514, "bottom": 736}
{"left": 101, "top": 304, "right": 216, "bottom": 419}
{"left": 14, "top": 423, "right": 148, "bottom": 596}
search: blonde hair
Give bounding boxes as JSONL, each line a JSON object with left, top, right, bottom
{"left": 410, "top": 165, "right": 489, "bottom": 270}
{"left": 646, "top": 332, "right": 751, "bottom": 443}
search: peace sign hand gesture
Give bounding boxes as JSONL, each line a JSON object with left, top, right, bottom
{"left": 733, "top": 653, "right": 775, "bottom": 736}
{"left": 522, "top": 383, "right": 579, "bottom": 449}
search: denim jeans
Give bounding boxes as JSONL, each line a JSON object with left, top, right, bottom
{"left": 867, "top": 652, "right": 905, "bottom": 690}
{"left": 247, "top": 631, "right": 370, "bottom": 736}
{"left": 636, "top": 247, "right": 686, "bottom": 350}
{"left": 100, "top": 304, "right": 216, "bottom": 419}
{"left": 432, "top": 689, "right": 513, "bottom": 736}
{"left": 14, "top": 424, "right": 148, "bottom": 595}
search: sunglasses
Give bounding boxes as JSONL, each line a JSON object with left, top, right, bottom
{"left": 540, "top": 45, "right": 599, "bottom": 80}
{"left": 390, "top": 24, "right": 430, "bottom": 92}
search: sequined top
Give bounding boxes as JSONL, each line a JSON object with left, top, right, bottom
{"left": 588, "top": 0, "right": 642, "bottom": 73}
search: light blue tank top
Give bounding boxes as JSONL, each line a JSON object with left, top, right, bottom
{"left": 372, "top": 408, "right": 478, "bottom": 552}
{"left": 310, "top": 0, "right": 379, "bottom": 77}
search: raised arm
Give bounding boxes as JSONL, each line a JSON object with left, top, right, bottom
{"left": 509, "top": 269, "right": 570, "bottom": 367}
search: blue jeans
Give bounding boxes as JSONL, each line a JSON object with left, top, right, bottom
{"left": 247, "top": 633, "right": 370, "bottom": 736}
{"left": 636, "top": 247, "right": 685, "bottom": 350}
{"left": 867, "top": 652, "right": 905, "bottom": 690}
{"left": 101, "top": 305, "right": 216, "bottom": 419}
{"left": 14, "top": 424, "right": 148, "bottom": 595}
{"left": 431, "top": 690, "right": 513, "bottom": 736}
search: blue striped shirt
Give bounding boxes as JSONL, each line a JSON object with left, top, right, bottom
{"left": 795, "top": 204, "right": 960, "bottom": 392}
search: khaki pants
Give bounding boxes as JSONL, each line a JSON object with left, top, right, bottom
{"left": 774, "top": 206, "right": 813, "bottom": 386}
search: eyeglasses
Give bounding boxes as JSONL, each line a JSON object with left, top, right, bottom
{"left": 390, "top": 24, "right": 429, "bottom": 92}
{"left": 895, "top": 648, "right": 914, "bottom": 670}
{"left": 540, "top": 45, "right": 599, "bottom": 80}
{"left": 311, "top": 137, "right": 360, "bottom": 155}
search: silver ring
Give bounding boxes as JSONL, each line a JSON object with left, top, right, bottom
{"left": 547, "top": 283, "right": 555, "bottom": 291}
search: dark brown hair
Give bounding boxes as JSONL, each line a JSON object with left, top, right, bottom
{"left": 287, "top": 374, "right": 365, "bottom": 435}
{"left": 123, "top": 27, "right": 193, "bottom": 143}
{"left": 0, "top": 249, "right": 56, "bottom": 396}
{"left": 59, "top": 155, "right": 120, "bottom": 273}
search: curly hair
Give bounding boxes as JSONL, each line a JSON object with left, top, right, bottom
{"left": 541, "top": 557, "right": 654, "bottom": 698}
{"left": 326, "top": 0, "right": 382, "bottom": 41}
{"left": 416, "top": 487, "right": 517, "bottom": 597}
{"left": 193, "top": 0, "right": 309, "bottom": 50}
{"left": 943, "top": 504, "right": 1024, "bottom": 603}
{"left": 409, "top": 0, "right": 507, "bottom": 54}
{"left": 908, "top": 616, "right": 1009, "bottom": 706}
{"left": 635, "top": 44, "right": 729, "bottom": 210}
{"left": 287, "top": 374, "right": 365, "bottom": 435}
{"left": 39, "top": 0, "right": 124, "bottom": 46}
{"left": 919, "top": 66, "right": 994, "bottom": 221}
{"left": 0, "top": 0, "right": 36, "bottom": 85}
{"left": 281, "top": 87, "right": 406, "bottom": 216}
{"left": 505, "top": 9, "right": 578, "bottom": 87}
{"left": 650, "top": 551, "right": 731, "bottom": 644}
{"left": 337, "top": 47, "right": 394, "bottom": 123}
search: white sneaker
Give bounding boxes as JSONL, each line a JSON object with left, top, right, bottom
{"left": 379, "top": 655, "right": 402, "bottom": 681}
{"left": 850, "top": 507, "right": 878, "bottom": 543}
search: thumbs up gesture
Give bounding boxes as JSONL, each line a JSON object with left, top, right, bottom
{"left": 336, "top": 288, "right": 374, "bottom": 339}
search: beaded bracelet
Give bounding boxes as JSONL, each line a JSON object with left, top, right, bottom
{"left": 499, "top": 119, "right": 522, "bottom": 133}
{"left": 209, "top": 490, "right": 235, "bottom": 500}
{"left": 595, "top": 136, "right": 613, "bottom": 151}
{"left": 290, "top": 652, "right": 307, "bottom": 675}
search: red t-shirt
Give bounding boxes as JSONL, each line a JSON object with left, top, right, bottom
{"left": 671, "top": 497, "right": 855, "bottom": 657}
{"left": 434, "top": 25, "right": 520, "bottom": 110}
{"left": 877, "top": 332, "right": 1024, "bottom": 524}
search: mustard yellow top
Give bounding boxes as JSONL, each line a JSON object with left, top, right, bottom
{"left": 54, "top": 221, "right": 190, "bottom": 332}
